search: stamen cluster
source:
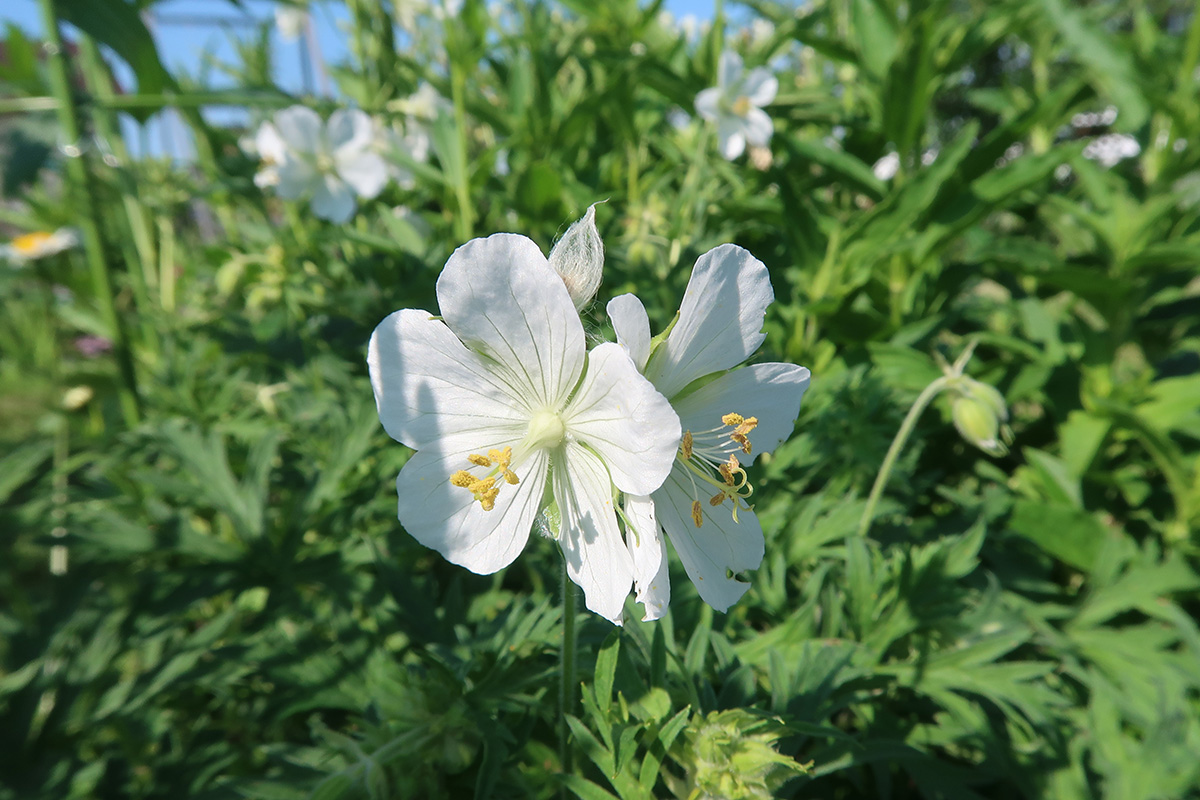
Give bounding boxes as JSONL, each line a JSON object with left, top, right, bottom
{"left": 450, "top": 446, "right": 519, "bottom": 511}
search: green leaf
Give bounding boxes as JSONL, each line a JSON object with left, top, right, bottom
{"left": 594, "top": 629, "right": 620, "bottom": 718}
{"left": 56, "top": 0, "right": 171, "bottom": 100}
{"left": 1008, "top": 501, "right": 1110, "bottom": 571}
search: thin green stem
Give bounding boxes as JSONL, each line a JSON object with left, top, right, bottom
{"left": 558, "top": 558, "right": 578, "bottom": 782}
{"left": 449, "top": 61, "right": 475, "bottom": 241}
{"left": 857, "top": 376, "right": 949, "bottom": 537}
{"left": 38, "top": 0, "right": 140, "bottom": 427}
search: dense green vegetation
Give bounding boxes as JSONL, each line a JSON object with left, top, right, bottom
{"left": 2, "top": 0, "right": 1199, "bottom": 797}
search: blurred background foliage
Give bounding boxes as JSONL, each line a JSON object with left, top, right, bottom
{"left": 2, "top": 0, "right": 1200, "bottom": 797}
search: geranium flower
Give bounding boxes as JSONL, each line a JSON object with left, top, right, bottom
{"left": 694, "top": 52, "right": 778, "bottom": 160}
{"left": 263, "top": 106, "right": 389, "bottom": 223}
{"left": 0, "top": 228, "right": 79, "bottom": 264}
{"left": 607, "top": 245, "right": 810, "bottom": 619}
{"left": 368, "top": 234, "right": 681, "bottom": 623}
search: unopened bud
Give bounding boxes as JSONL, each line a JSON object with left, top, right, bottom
{"left": 949, "top": 378, "right": 1011, "bottom": 457}
{"left": 548, "top": 203, "right": 604, "bottom": 310}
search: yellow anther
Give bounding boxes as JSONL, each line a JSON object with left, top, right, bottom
{"left": 721, "top": 412, "right": 745, "bottom": 427}
{"left": 488, "top": 446, "right": 512, "bottom": 467}
{"left": 450, "top": 470, "right": 476, "bottom": 487}
{"left": 691, "top": 500, "right": 704, "bottom": 528}
{"left": 14, "top": 232, "right": 53, "bottom": 253}
{"left": 468, "top": 453, "right": 493, "bottom": 467}
{"left": 731, "top": 96, "right": 752, "bottom": 116}
{"left": 734, "top": 417, "right": 758, "bottom": 436}
{"left": 709, "top": 491, "right": 726, "bottom": 506}
{"left": 502, "top": 468, "right": 519, "bottom": 485}
{"left": 681, "top": 430, "right": 694, "bottom": 460}
{"left": 731, "top": 432, "right": 752, "bottom": 454}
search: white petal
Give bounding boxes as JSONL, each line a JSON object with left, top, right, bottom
{"left": 273, "top": 105, "right": 324, "bottom": 154}
{"left": 255, "top": 122, "right": 287, "bottom": 163}
{"left": 310, "top": 175, "right": 357, "bottom": 222}
{"left": 368, "top": 308, "right": 529, "bottom": 451}
{"left": 555, "top": 443, "right": 634, "bottom": 624}
{"left": 328, "top": 109, "right": 376, "bottom": 158}
{"left": 694, "top": 87, "right": 721, "bottom": 122}
{"left": 274, "top": 158, "right": 318, "bottom": 199}
{"left": 741, "top": 68, "right": 778, "bottom": 107}
{"left": 644, "top": 244, "right": 774, "bottom": 398}
{"left": 625, "top": 494, "right": 670, "bottom": 621}
{"left": 437, "top": 234, "right": 584, "bottom": 407}
{"left": 337, "top": 150, "right": 389, "bottom": 199}
{"left": 654, "top": 467, "right": 763, "bottom": 612}
{"left": 718, "top": 51, "right": 743, "bottom": 92}
{"left": 743, "top": 107, "right": 774, "bottom": 147}
{"left": 564, "top": 342, "right": 680, "bottom": 497}
{"left": 397, "top": 445, "right": 548, "bottom": 574}
{"left": 717, "top": 118, "right": 746, "bottom": 160}
{"left": 606, "top": 293, "right": 651, "bottom": 372}
{"left": 673, "top": 363, "right": 810, "bottom": 466}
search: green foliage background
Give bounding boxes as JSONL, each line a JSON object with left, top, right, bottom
{"left": 2, "top": 0, "right": 1200, "bottom": 797}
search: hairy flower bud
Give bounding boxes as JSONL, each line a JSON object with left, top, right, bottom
{"left": 548, "top": 204, "right": 604, "bottom": 310}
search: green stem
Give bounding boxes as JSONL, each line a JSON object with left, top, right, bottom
{"left": 558, "top": 559, "right": 578, "bottom": 781}
{"left": 38, "top": 0, "right": 140, "bottom": 427}
{"left": 857, "top": 376, "right": 949, "bottom": 537}
{"left": 449, "top": 61, "right": 475, "bottom": 241}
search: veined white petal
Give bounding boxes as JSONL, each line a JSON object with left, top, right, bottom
{"left": 694, "top": 87, "right": 721, "bottom": 122}
{"left": 743, "top": 107, "right": 774, "bottom": 147}
{"left": 274, "top": 106, "right": 325, "bottom": 154}
{"left": 564, "top": 342, "right": 680, "bottom": 497}
{"left": 337, "top": 150, "right": 389, "bottom": 199}
{"left": 741, "top": 68, "right": 778, "bottom": 107}
{"left": 672, "top": 363, "right": 811, "bottom": 466}
{"left": 625, "top": 494, "right": 670, "bottom": 621}
{"left": 310, "top": 174, "right": 357, "bottom": 223}
{"left": 437, "top": 234, "right": 584, "bottom": 407}
{"left": 655, "top": 467, "right": 763, "bottom": 612}
{"left": 645, "top": 244, "right": 774, "bottom": 398}
{"left": 555, "top": 443, "right": 634, "bottom": 625}
{"left": 328, "top": 109, "right": 377, "bottom": 158}
{"left": 606, "top": 294, "right": 651, "bottom": 372}
{"left": 717, "top": 118, "right": 746, "bottom": 160}
{"left": 397, "top": 445, "right": 548, "bottom": 575}
{"left": 718, "top": 50, "right": 743, "bottom": 93}
{"left": 368, "top": 308, "right": 529, "bottom": 451}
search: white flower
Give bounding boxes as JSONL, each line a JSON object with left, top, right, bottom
{"left": 0, "top": 228, "right": 79, "bottom": 264}
{"left": 374, "top": 117, "right": 432, "bottom": 189}
{"left": 368, "top": 234, "right": 681, "bottom": 624}
{"left": 275, "top": 6, "right": 309, "bottom": 41}
{"left": 873, "top": 151, "right": 900, "bottom": 181}
{"left": 694, "top": 52, "right": 778, "bottom": 160}
{"left": 266, "top": 106, "right": 389, "bottom": 223}
{"left": 1083, "top": 133, "right": 1141, "bottom": 168}
{"left": 251, "top": 120, "right": 287, "bottom": 188}
{"left": 608, "top": 245, "right": 810, "bottom": 619}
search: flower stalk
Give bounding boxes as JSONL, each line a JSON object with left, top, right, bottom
{"left": 558, "top": 559, "right": 578, "bottom": 781}
{"left": 38, "top": 0, "right": 141, "bottom": 427}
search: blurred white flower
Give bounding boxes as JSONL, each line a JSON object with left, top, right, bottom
{"left": 251, "top": 121, "right": 287, "bottom": 188}
{"left": 0, "top": 228, "right": 79, "bottom": 264}
{"left": 494, "top": 148, "right": 510, "bottom": 177}
{"left": 374, "top": 117, "right": 431, "bottom": 189}
{"left": 749, "top": 18, "right": 774, "bottom": 45}
{"left": 694, "top": 52, "right": 778, "bottom": 160}
{"left": 608, "top": 246, "right": 810, "bottom": 619}
{"left": 1083, "top": 133, "right": 1141, "bottom": 168}
{"left": 274, "top": 6, "right": 309, "bottom": 41}
{"left": 667, "top": 107, "right": 692, "bottom": 130}
{"left": 368, "top": 234, "right": 680, "bottom": 624}
{"left": 262, "top": 106, "right": 389, "bottom": 223}
{"left": 873, "top": 151, "right": 900, "bottom": 181}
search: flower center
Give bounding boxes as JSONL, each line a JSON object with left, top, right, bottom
{"left": 13, "top": 232, "right": 53, "bottom": 254}
{"left": 678, "top": 411, "right": 759, "bottom": 528}
{"left": 523, "top": 409, "right": 566, "bottom": 452}
{"left": 730, "top": 96, "right": 752, "bottom": 117}
{"left": 447, "top": 411, "right": 567, "bottom": 512}
{"left": 314, "top": 152, "right": 336, "bottom": 174}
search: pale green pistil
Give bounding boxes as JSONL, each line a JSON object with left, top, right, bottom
{"left": 524, "top": 409, "right": 566, "bottom": 452}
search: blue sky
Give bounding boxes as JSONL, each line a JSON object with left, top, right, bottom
{"left": 3, "top": 0, "right": 724, "bottom": 157}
